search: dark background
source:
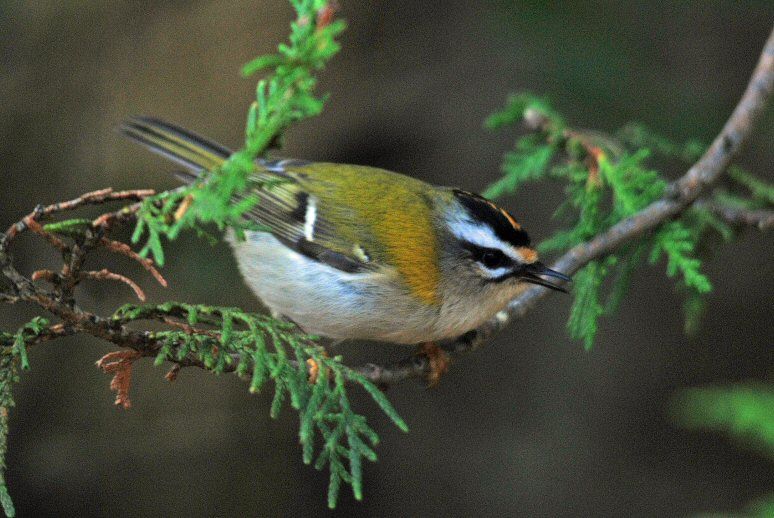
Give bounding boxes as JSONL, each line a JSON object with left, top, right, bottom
{"left": 1, "top": 1, "right": 772, "bottom": 516}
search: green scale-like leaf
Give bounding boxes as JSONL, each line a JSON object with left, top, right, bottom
{"left": 114, "top": 301, "right": 406, "bottom": 508}
{"left": 484, "top": 94, "right": 728, "bottom": 350}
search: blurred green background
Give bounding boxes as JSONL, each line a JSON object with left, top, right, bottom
{"left": 1, "top": 1, "right": 772, "bottom": 516}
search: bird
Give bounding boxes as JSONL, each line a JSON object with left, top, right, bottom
{"left": 120, "top": 116, "right": 571, "bottom": 384}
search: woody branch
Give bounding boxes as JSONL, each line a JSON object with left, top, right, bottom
{"left": 356, "top": 26, "right": 774, "bottom": 384}
{"left": 0, "top": 28, "right": 772, "bottom": 390}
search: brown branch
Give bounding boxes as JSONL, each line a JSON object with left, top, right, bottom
{"left": 160, "top": 317, "right": 219, "bottom": 338}
{"left": 31, "top": 270, "right": 59, "bottom": 283}
{"left": 0, "top": 323, "right": 74, "bottom": 348}
{"left": 355, "top": 26, "right": 774, "bottom": 385}
{"left": 0, "top": 29, "right": 770, "bottom": 394}
{"left": 81, "top": 269, "right": 147, "bottom": 302}
{"left": 4, "top": 188, "right": 154, "bottom": 242}
{"left": 100, "top": 237, "right": 168, "bottom": 287}
{"left": 2, "top": 187, "right": 158, "bottom": 307}
{"left": 23, "top": 217, "right": 68, "bottom": 252}
{"left": 0, "top": 293, "right": 20, "bottom": 304}
{"left": 695, "top": 199, "right": 774, "bottom": 231}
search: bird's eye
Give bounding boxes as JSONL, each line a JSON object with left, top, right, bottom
{"left": 460, "top": 241, "right": 514, "bottom": 273}
{"left": 480, "top": 249, "right": 508, "bottom": 269}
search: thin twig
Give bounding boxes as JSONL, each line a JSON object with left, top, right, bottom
{"left": 0, "top": 323, "right": 74, "bottom": 347}
{"left": 356, "top": 26, "right": 774, "bottom": 384}
{"left": 81, "top": 269, "right": 147, "bottom": 301}
{"left": 4, "top": 188, "right": 155, "bottom": 241}
{"left": 161, "top": 317, "right": 219, "bottom": 338}
{"left": 0, "top": 29, "right": 771, "bottom": 391}
{"left": 695, "top": 199, "right": 774, "bottom": 231}
{"left": 23, "top": 217, "right": 68, "bottom": 252}
{"left": 0, "top": 293, "right": 20, "bottom": 304}
{"left": 100, "top": 237, "right": 168, "bottom": 287}
{"left": 31, "top": 270, "right": 59, "bottom": 283}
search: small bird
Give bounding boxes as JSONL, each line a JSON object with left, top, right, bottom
{"left": 120, "top": 117, "right": 570, "bottom": 383}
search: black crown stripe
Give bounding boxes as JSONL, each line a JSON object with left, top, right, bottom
{"left": 452, "top": 189, "right": 531, "bottom": 248}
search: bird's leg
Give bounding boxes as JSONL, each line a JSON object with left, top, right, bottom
{"left": 420, "top": 342, "right": 449, "bottom": 387}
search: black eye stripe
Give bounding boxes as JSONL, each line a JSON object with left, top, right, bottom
{"left": 461, "top": 242, "right": 513, "bottom": 270}
{"left": 480, "top": 250, "right": 509, "bottom": 269}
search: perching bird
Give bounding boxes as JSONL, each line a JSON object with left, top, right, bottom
{"left": 120, "top": 117, "right": 570, "bottom": 383}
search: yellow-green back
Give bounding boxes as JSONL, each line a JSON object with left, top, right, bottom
{"left": 271, "top": 163, "right": 442, "bottom": 305}
{"left": 119, "top": 116, "right": 445, "bottom": 305}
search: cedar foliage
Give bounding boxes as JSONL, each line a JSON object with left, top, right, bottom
{"left": 113, "top": 302, "right": 407, "bottom": 507}
{"left": 0, "top": 3, "right": 771, "bottom": 516}
{"left": 483, "top": 92, "right": 772, "bottom": 349}
{"left": 101, "top": 0, "right": 403, "bottom": 509}
{"left": 0, "top": 1, "right": 404, "bottom": 512}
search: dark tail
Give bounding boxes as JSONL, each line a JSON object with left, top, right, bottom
{"left": 119, "top": 116, "right": 232, "bottom": 174}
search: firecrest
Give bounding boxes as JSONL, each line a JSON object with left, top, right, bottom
{"left": 121, "top": 117, "right": 570, "bottom": 376}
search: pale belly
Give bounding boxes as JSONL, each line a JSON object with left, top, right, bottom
{"left": 228, "top": 231, "right": 447, "bottom": 344}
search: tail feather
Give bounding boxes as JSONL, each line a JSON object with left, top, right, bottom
{"left": 173, "top": 171, "right": 199, "bottom": 185}
{"left": 119, "top": 116, "right": 232, "bottom": 173}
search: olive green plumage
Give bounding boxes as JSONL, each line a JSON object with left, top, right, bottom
{"left": 120, "top": 116, "right": 571, "bottom": 345}
{"left": 122, "top": 116, "right": 452, "bottom": 304}
{"left": 247, "top": 163, "right": 447, "bottom": 304}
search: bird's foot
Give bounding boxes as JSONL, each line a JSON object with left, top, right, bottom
{"left": 420, "top": 342, "right": 449, "bottom": 387}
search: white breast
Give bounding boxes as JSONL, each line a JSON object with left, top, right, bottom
{"left": 227, "top": 231, "right": 446, "bottom": 344}
{"left": 227, "top": 230, "right": 524, "bottom": 344}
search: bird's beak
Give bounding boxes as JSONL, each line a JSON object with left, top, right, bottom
{"left": 520, "top": 262, "right": 572, "bottom": 293}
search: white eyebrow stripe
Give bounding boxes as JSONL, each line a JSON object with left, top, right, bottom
{"left": 451, "top": 221, "right": 520, "bottom": 261}
{"left": 304, "top": 196, "right": 317, "bottom": 241}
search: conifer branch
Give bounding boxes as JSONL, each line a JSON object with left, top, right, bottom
{"left": 355, "top": 26, "right": 774, "bottom": 384}
{"left": 694, "top": 199, "right": 774, "bottom": 231}
{"left": 0, "top": 30, "right": 771, "bottom": 389}
{"left": 0, "top": 5, "right": 770, "bottom": 514}
{"left": 0, "top": 3, "right": 409, "bottom": 511}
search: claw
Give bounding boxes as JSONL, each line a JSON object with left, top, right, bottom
{"left": 420, "top": 342, "right": 449, "bottom": 387}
